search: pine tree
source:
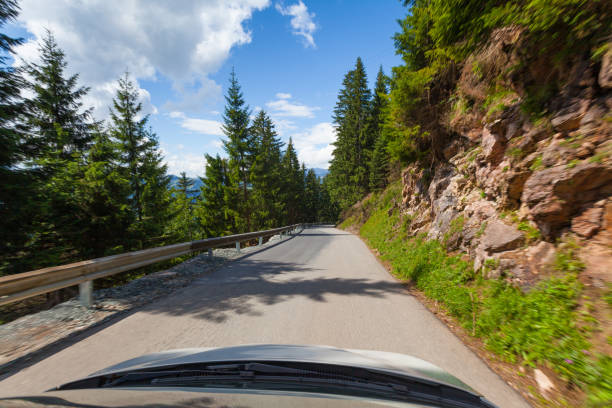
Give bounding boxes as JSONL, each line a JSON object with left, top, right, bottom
{"left": 0, "top": 0, "right": 35, "bottom": 269}
{"left": 281, "top": 138, "right": 302, "bottom": 224}
{"left": 221, "top": 68, "right": 254, "bottom": 232}
{"left": 64, "top": 127, "right": 132, "bottom": 258}
{"left": 16, "top": 30, "right": 97, "bottom": 272}
{"left": 198, "top": 154, "right": 232, "bottom": 237}
{"left": 304, "top": 169, "right": 320, "bottom": 223}
{"left": 168, "top": 172, "right": 198, "bottom": 242}
{"left": 328, "top": 57, "right": 372, "bottom": 209}
{"left": 25, "top": 30, "right": 93, "bottom": 167}
{"left": 109, "top": 72, "right": 169, "bottom": 248}
{"left": 250, "top": 110, "right": 284, "bottom": 229}
{"left": 369, "top": 66, "right": 390, "bottom": 190}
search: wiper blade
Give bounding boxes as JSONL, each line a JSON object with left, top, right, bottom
{"left": 58, "top": 361, "right": 495, "bottom": 408}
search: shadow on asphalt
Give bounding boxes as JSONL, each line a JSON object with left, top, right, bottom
{"left": 141, "top": 258, "right": 405, "bottom": 324}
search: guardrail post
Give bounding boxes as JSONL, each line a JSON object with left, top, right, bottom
{"left": 235, "top": 241, "right": 240, "bottom": 252}
{"left": 258, "top": 236, "right": 262, "bottom": 246}
{"left": 208, "top": 248, "right": 212, "bottom": 257}
{"left": 79, "top": 281, "right": 93, "bottom": 308}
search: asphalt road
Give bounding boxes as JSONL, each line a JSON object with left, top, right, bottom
{"left": 0, "top": 226, "right": 529, "bottom": 407}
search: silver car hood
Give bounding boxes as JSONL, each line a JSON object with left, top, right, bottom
{"left": 83, "top": 344, "right": 474, "bottom": 393}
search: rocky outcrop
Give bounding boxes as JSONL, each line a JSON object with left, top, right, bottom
{"left": 521, "top": 164, "right": 612, "bottom": 238}
{"left": 599, "top": 47, "right": 612, "bottom": 89}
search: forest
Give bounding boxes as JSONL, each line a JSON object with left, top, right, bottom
{"left": 0, "top": 0, "right": 338, "bottom": 277}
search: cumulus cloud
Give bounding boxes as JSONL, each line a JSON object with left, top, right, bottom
{"left": 161, "top": 146, "right": 206, "bottom": 177}
{"left": 169, "top": 111, "right": 223, "bottom": 136}
{"left": 266, "top": 94, "right": 319, "bottom": 118}
{"left": 275, "top": 1, "right": 318, "bottom": 48}
{"left": 291, "top": 122, "right": 335, "bottom": 169}
{"left": 14, "top": 0, "right": 270, "bottom": 117}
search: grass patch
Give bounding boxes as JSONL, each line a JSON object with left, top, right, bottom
{"left": 566, "top": 159, "right": 580, "bottom": 169}
{"left": 530, "top": 154, "right": 544, "bottom": 171}
{"left": 588, "top": 152, "right": 608, "bottom": 164}
{"left": 338, "top": 215, "right": 358, "bottom": 229}
{"left": 358, "top": 183, "right": 608, "bottom": 404}
{"left": 517, "top": 220, "right": 541, "bottom": 243}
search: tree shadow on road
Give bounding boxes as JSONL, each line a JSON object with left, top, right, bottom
{"left": 141, "top": 258, "right": 406, "bottom": 324}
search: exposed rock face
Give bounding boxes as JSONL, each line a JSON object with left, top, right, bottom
{"left": 521, "top": 163, "right": 612, "bottom": 238}
{"left": 345, "top": 38, "right": 612, "bottom": 290}
{"left": 571, "top": 206, "right": 604, "bottom": 238}
{"left": 481, "top": 127, "right": 506, "bottom": 164}
{"left": 480, "top": 220, "right": 525, "bottom": 253}
{"left": 599, "top": 47, "right": 612, "bottom": 89}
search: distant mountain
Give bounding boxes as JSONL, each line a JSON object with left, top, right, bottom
{"left": 313, "top": 168, "right": 329, "bottom": 178}
{"left": 168, "top": 174, "right": 203, "bottom": 197}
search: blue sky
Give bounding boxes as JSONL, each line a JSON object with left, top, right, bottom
{"left": 8, "top": 0, "right": 406, "bottom": 176}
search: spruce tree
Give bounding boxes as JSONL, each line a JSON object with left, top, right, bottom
{"left": 169, "top": 172, "right": 198, "bottom": 242}
{"left": 221, "top": 68, "right": 254, "bottom": 232}
{"left": 25, "top": 31, "right": 93, "bottom": 167}
{"left": 198, "top": 154, "right": 232, "bottom": 237}
{"left": 250, "top": 110, "right": 284, "bottom": 229}
{"left": 328, "top": 57, "right": 372, "bottom": 209}
{"left": 109, "top": 72, "right": 169, "bottom": 248}
{"left": 369, "top": 66, "right": 390, "bottom": 190}
{"left": 0, "top": 0, "right": 38, "bottom": 273}
{"left": 0, "top": 0, "right": 25, "bottom": 171}
{"left": 63, "top": 127, "right": 132, "bottom": 257}
{"left": 281, "top": 138, "right": 302, "bottom": 224}
{"left": 304, "top": 169, "right": 320, "bottom": 223}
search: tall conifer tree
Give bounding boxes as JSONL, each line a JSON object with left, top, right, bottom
{"left": 198, "top": 154, "right": 232, "bottom": 237}
{"left": 328, "top": 57, "right": 372, "bottom": 208}
{"left": 109, "top": 72, "right": 170, "bottom": 247}
{"left": 0, "top": 0, "right": 37, "bottom": 272}
{"left": 369, "top": 66, "right": 390, "bottom": 190}
{"left": 221, "top": 69, "right": 253, "bottom": 232}
{"left": 25, "top": 31, "right": 93, "bottom": 167}
{"left": 250, "top": 110, "right": 284, "bottom": 229}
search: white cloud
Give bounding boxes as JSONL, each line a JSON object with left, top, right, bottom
{"left": 14, "top": 0, "right": 270, "bottom": 118}
{"left": 162, "top": 147, "right": 206, "bottom": 177}
{"left": 291, "top": 122, "right": 335, "bottom": 169}
{"left": 170, "top": 111, "right": 223, "bottom": 136}
{"left": 266, "top": 94, "right": 319, "bottom": 118}
{"left": 275, "top": 1, "right": 317, "bottom": 48}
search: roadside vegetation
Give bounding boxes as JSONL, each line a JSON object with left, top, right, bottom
{"left": 343, "top": 183, "right": 611, "bottom": 406}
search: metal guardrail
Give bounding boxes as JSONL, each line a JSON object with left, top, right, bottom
{"left": 0, "top": 224, "right": 303, "bottom": 308}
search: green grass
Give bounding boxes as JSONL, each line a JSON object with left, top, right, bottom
{"left": 530, "top": 154, "right": 544, "bottom": 171}
{"left": 355, "top": 183, "right": 609, "bottom": 405}
{"left": 517, "top": 220, "right": 541, "bottom": 243}
{"left": 566, "top": 159, "right": 580, "bottom": 169}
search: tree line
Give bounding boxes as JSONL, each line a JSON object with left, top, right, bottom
{"left": 0, "top": 0, "right": 336, "bottom": 277}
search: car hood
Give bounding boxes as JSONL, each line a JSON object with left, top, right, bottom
{"left": 80, "top": 344, "right": 474, "bottom": 393}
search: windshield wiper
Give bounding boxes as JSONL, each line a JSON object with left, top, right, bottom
{"left": 58, "top": 361, "right": 495, "bottom": 408}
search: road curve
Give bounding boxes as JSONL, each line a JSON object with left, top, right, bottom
{"left": 0, "top": 226, "right": 529, "bottom": 407}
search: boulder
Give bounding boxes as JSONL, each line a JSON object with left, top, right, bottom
{"left": 521, "top": 163, "right": 612, "bottom": 237}
{"left": 480, "top": 220, "right": 525, "bottom": 253}
{"left": 551, "top": 110, "right": 583, "bottom": 132}
{"left": 571, "top": 206, "right": 604, "bottom": 238}
{"left": 598, "top": 46, "right": 612, "bottom": 89}
{"left": 576, "top": 141, "right": 596, "bottom": 159}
